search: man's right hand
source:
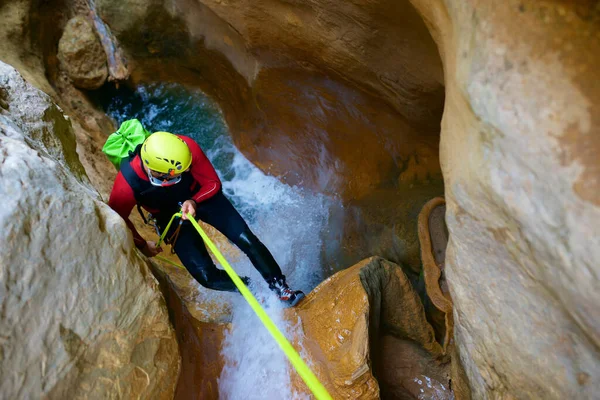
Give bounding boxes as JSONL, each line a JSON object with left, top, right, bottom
{"left": 141, "top": 241, "right": 163, "bottom": 257}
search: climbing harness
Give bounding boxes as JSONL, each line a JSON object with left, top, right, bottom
{"left": 146, "top": 213, "right": 160, "bottom": 236}
{"left": 146, "top": 203, "right": 184, "bottom": 254}
{"left": 153, "top": 209, "right": 332, "bottom": 400}
{"left": 166, "top": 220, "right": 183, "bottom": 254}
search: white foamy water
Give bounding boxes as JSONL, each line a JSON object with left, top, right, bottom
{"left": 211, "top": 135, "right": 337, "bottom": 290}
{"left": 101, "top": 83, "right": 342, "bottom": 398}
{"left": 414, "top": 375, "right": 455, "bottom": 400}
{"left": 209, "top": 136, "right": 338, "bottom": 399}
{"left": 218, "top": 295, "right": 310, "bottom": 400}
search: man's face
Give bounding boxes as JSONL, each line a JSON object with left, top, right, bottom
{"left": 147, "top": 168, "right": 183, "bottom": 187}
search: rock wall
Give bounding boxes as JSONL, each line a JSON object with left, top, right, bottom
{"left": 408, "top": 0, "right": 600, "bottom": 398}
{"left": 0, "top": 0, "right": 55, "bottom": 94}
{"left": 0, "top": 61, "right": 180, "bottom": 399}
{"left": 151, "top": 264, "right": 227, "bottom": 400}
{"left": 146, "top": 254, "right": 454, "bottom": 399}
{"left": 0, "top": 0, "right": 121, "bottom": 202}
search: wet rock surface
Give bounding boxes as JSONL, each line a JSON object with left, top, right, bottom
{"left": 151, "top": 253, "right": 453, "bottom": 399}
{"left": 378, "top": 336, "right": 450, "bottom": 399}
{"left": 151, "top": 264, "right": 227, "bottom": 400}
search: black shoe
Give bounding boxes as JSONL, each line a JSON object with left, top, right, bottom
{"left": 268, "top": 277, "right": 305, "bottom": 307}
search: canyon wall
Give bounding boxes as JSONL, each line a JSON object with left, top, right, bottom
{"left": 0, "top": 60, "right": 180, "bottom": 399}
{"left": 409, "top": 1, "right": 600, "bottom": 398}
{"left": 1, "top": 0, "right": 598, "bottom": 398}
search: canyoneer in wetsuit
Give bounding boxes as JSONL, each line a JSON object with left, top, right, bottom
{"left": 108, "top": 131, "right": 304, "bottom": 306}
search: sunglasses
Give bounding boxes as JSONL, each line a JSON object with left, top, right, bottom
{"left": 147, "top": 168, "right": 182, "bottom": 187}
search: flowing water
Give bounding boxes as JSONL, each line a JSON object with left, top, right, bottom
{"left": 95, "top": 82, "right": 343, "bottom": 399}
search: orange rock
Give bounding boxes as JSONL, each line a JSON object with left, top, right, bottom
{"left": 151, "top": 264, "right": 228, "bottom": 400}
{"left": 285, "top": 256, "right": 450, "bottom": 399}
{"left": 419, "top": 197, "right": 453, "bottom": 352}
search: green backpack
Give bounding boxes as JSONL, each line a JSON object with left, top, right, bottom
{"left": 102, "top": 119, "right": 151, "bottom": 170}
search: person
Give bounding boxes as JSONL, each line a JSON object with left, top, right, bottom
{"left": 108, "top": 131, "right": 305, "bottom": 306}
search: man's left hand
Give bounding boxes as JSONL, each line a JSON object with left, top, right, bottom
{"left": 181, "top": 199, "right": 197, "bottom": 220}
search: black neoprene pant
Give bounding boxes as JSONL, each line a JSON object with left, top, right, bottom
{"left": 158, "top": 191, "right": 284, "bottom": 292}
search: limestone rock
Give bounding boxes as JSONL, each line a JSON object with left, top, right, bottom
{"left": 0, "top": 0, "right": 55, "bottom": 94}
{"left": 408, "top": 1, "right": 600, "bottom": 398}
{"left": 0, "top": 61, "right": 179, "bottom": 399}
{"left": 0, "top": 57, "right": 86, "bottom": 181}
{"left": 286, "top": 257, "right": 452, "bottom": 399}
{"left": 23, "top": 0, "right": 598, "bottom": 398}
{"left": 58, "top": 16, "right": 108, "bottom": 90}
{"left": 419, "top": 197, "right": 451, "bottom": 314}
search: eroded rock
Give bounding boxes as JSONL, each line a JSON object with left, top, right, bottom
{"left": 378, "top": 336, "right": 451, "bottom": 399}
{"left": 419, "top": 197, "right": 453, "bottom": 351}
{"left": 286, "top": 257, "right": 452, "bottom": 399}
{"left": 3, "top": 0, "right": 597, "bottom": 398}
{"left": 409, "top": 1, "right": 600, "bottom": 398}
{"left": 58, "top": 16, "right": 108, "bottom": 90}
{"left": 150, "top": 253, "right": 453, "bottom": 399}
{"left": 0, "top": 61, "right": 179, "bottom": 399}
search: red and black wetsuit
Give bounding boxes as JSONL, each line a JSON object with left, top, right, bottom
{"left": 108, "top": 135, "right": 284, "bottom": 292}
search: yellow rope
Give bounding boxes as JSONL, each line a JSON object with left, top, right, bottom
{"left": 155, "top": 255, "right": 185, "bottom": 269}
{"left": 155, "top": 212, "right": 332, "bottom": 400}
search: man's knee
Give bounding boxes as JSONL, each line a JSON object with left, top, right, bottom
{"left": 188, "top": 264, "right": 215, "bottom": 286}
{"left": 191, "top": 270, "right": 212, "bottom": 289}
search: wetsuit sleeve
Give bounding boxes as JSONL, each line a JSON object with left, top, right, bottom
{"left": 182, "top": 136, "right": 222, "bottom": 203}
{"left": 108, "top": 172, "right": 147, "bottom": 249}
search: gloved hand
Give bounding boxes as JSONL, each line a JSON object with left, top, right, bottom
{"left": 181, "top": 199, "right": 197, "bottom": 220}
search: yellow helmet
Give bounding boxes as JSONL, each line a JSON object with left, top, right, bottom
{"left": 141, "top": 131, "right": 192, "bottom": 174}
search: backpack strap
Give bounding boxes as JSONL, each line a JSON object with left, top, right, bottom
{"left": 120, "top": 144, "right": 155, "bottom": 224}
